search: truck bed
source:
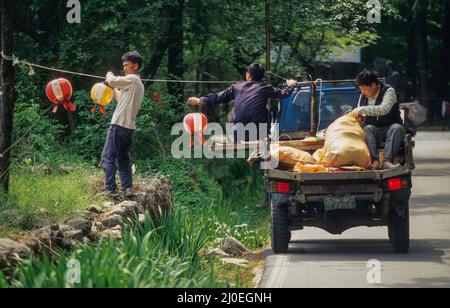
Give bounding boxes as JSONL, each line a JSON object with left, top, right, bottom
{"left": 210, "top": 139, "right": 413, "bottom": 183}
{"left": 266, "top": 165, "right": 411, "bottom": 182}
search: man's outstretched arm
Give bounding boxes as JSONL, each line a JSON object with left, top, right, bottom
{"left": 188, "top": 86, "right": 235, "bottom": 107}
{"left": 270, "top": 79, "right": 297, "bottom": 99}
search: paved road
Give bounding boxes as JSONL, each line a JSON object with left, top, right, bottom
{"left": 261, "top": 132, "right": 450, "bottom": 288}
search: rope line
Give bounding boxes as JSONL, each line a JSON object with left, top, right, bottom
{"left": 1, "top": 51, "right": 240, "bottom": 84}
{"left": 266, "top": 71, "right": 288, "bottom": 81}
{"left": 2, "top": 52, "right": 295, "bottom": 85}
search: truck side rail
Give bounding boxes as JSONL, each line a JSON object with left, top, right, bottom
{"left": 265, "top": 165, "right": 411, "bottom": 182}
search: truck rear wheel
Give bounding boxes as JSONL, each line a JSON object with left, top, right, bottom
{"left": 388, "top": 204, "right": 410, "bottom": 253}
{"left": 271, "top": 202, "right": 290, "bottom": 254}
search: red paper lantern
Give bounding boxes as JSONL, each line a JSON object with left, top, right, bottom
{"left": 183, "top": 113, "right": 208, "bottom": 148}
{"left": 45, "top": 78, "right": 76, "bottom": 113}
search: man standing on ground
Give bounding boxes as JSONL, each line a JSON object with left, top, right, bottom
{"left": 101, "top": 51, "right": 145, "bottom": 198}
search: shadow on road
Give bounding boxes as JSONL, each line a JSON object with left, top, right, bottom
{"left": 265, "top": 238, "right": 450, "bottom": 265}
{"left": 388, "top": 276, "right": 450, "bottom": 288}
{"left": 410, "top": 194, "right": 450, "bottom": 217}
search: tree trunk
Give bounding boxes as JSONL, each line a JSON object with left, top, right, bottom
{"left": 441, "top": 0, "right": 450, "bottom": 102}
{"left": 406, "top": 0, "right": 417, "bottom": 95}
{"left": 167, "top": 0, "right": 185, "bottom": 110}
{"left": 416, "top": 0, "right": 431, "bottom": 122}
{"left": 141, "top": 37, "right": 170, "bottom": 86}
{"left": 0, "top": 0, "right": 15, "bottom": 192}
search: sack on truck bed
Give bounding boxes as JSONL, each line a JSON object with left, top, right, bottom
{"left": 271, "top": 146, "right": 316, "bottom": 170}
{"left": 316, "top": 113, "right": 372, "bottom": 169}
{"left": 293, "top": 163, "right": 328, "bottom": 173}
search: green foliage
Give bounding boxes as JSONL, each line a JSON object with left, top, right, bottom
{"left": 133, "top": 92, "right": 187, "bottom": 160}
{"left": 5, "top": 209, "right": 223, "bottom": 288}
{"left": 137, "top": 157, "right": 269, "bottom": 250}
{"left": 12, "top": 70, "right": 66, "bottom": 163}
{"left": 0, "top": 271, "right": 8, "bottom": 289}
{"left": 0, "top": 156, "right": 269, "bottom": 287}
{"left": 137, "top": 158, "right": 222, "bottom": 209}
{"left": 0, "top": 167, "right": 101, "bottom": 231}
{"left": 66, "top": 90, "right": 112, "bottom": 160}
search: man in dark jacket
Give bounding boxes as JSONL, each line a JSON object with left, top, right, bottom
{"left": 188, "top": 63, "right": 296, "bottom": 142}
{"left": 352, "top": 70, "right": 404, "bottom": 170}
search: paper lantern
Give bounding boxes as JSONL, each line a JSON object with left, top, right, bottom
{"left": 91, "top": 83, "right": 113, "bottom": 115}
{"left": 45, "top": 78, "right": 76, "bottom": 113}
{"left": 183, "top": 113, "right": 208, "bottom": 148}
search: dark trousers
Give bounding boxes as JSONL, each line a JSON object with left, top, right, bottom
{"left": 443, "top": 116, "right": 450, "bottom": 131}
{"left": 233, "top": 122, "right": 271, "bottom": 144}
{"left": 364, "top": 123, "right": 405, "bottom": 162}
{"left": 101, "top": 125, "right": 134, "bottom": 192}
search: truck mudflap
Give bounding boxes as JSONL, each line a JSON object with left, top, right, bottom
{"left": 270, "top": 192, "right": 292, "bottom": 207}
{"left": 390, "top": 188, "right": 412, "bottom": 218}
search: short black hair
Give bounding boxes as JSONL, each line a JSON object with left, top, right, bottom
{"left": 355, "top": 70, "right": 380, "bottom": 86}
{"left": 247, "top": 63, "right": 265, "bottom": 82}
{"left": 122, "top": 51, "right": 143, "bottom": 69}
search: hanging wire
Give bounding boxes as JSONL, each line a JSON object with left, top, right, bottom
{"left": 1, "top": 51, "right": 241, "bottom": 84}
{"left": 1, "top": 52, "right": 298, "bottom": 85}
{"left": 266, "top": 71, "right": 288, "bottom": 81}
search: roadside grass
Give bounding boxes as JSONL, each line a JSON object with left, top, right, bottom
{"left": 0, "top": 165, "right": 104, "bottom": 235}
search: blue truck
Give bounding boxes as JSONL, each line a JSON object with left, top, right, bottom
{"left": 266, "top": 79, "right": 415, "bottom": 254}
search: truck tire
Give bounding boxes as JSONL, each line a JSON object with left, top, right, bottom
{"left": 271, "top": 202, "right": 289, "bottom": 254}
{"left": 388, "top": 204, "right": 410, "bottom": 253}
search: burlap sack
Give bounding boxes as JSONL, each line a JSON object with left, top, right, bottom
{"left": 316, "top": 113, "right": 372, "bottom": 169}
{"left": 271, "top": 146, "right": 316, "bottom": 170}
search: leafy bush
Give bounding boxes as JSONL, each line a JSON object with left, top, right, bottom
{"left": 66, "top": 90, "right": 112, "bottom": 160}
{"left": 3, "top": 209, "right": 225, "bottom": 288}
{"left": 137, "top": 157, "right": 269, "bottom": 250}
{"left": 133, "top": 91, "right": 187, "bottom": 160}
{"left": 12, "top": 74, "right": 66, "bottom": 163}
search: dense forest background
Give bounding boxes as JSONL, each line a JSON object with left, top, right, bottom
{"left": 6, "top": 0, "right": 450, "bottom": 120}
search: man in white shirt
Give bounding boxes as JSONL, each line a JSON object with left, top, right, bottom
{"left": 101, "top": 51, "right": 145, "bottom": 198}
{"left": 352, "top": 70, "right": 404, "bottom": 170}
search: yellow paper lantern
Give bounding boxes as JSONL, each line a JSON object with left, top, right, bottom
{"left": 90, "top": 83, "right": 113, "bottom": 115}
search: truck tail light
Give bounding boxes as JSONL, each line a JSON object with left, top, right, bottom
{"left": 276, "top": 181, "right": 291, "bottom": 193}
{"left": 387, "top": 177, "right": 409, "bottom": 191}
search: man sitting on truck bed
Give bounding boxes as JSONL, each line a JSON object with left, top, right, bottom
{"left": 352, "top": 70, "right": 405, "bottom": 170}
{"left": 187, "top": 64, "right": 297, "bottom": 143}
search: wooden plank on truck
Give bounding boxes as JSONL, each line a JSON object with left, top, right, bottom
{"left": 266, "top": 166, "right": 410, "bottom": 182}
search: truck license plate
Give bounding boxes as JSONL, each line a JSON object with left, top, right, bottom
{"left": 324, "top": 196, "right": 356, "bottom": 211}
